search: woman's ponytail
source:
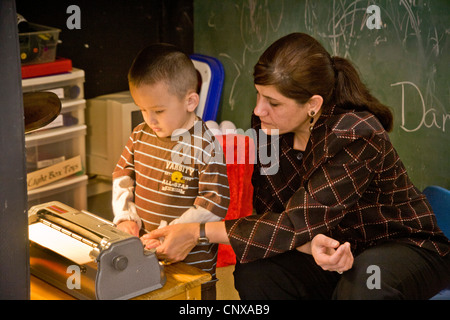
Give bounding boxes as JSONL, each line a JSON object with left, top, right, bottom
{"left": 332, "top": 56, "right": 393, "bottom": 131}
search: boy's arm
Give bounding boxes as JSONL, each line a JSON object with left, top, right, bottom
{"left": 168, "top": 205, "right": 222, "bottom": 225}
{"left": 112, "top": 176, "right": 142, "bottom": 229}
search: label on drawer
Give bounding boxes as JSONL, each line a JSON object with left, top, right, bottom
{"left": 27, "top": 155, "right": 83, "bottom": 190}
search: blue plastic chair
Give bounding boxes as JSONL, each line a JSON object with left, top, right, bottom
{"left": 423, "top": 185, "right": 450, "bottom": 300}
{"left": 190, "top": 54, "right": 225, "bottom": 122}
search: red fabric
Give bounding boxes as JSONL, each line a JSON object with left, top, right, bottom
{"left": 215, "top": 134, "right": 254, "bottom": 267}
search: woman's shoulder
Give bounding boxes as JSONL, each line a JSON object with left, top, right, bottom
{"left": 323, "top": 105, "right": 387, "bottom": 140}
{"left": 313, "top": 106, "right": 390, "bottom": 157}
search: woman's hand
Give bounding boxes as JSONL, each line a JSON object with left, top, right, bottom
{"left": 310, "top": 234, "right": 354, "bottom": 274}
{"left": 140, "top": 223, "right": 199, "bottom": 262}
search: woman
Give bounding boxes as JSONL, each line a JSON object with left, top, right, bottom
{"left": 143, "top": 33, "right": 450, "bottom": 299}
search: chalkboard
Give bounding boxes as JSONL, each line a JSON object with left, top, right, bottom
{"left": 194, "top": 0, "right": 450, "bottom": 190}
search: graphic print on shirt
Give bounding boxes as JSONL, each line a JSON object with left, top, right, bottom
{"left": 161, "top": 160, "right": 195, "bottom": 195}
{"left": 171, "top": 171, "right": 185, "bottom": 183}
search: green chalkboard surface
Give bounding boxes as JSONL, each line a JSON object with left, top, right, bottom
{"left": 194, "top": 0, "right": 449, "bottom": 190}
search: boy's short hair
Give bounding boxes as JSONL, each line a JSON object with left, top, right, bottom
{"left": 128, "top": 43, "right": 198, "bottom": 99}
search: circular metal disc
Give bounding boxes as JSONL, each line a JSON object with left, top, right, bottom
{"left": 23, "top": 91, "right": 62, "bottom": 133}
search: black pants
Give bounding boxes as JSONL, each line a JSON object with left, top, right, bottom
{"left": 201, "top": 281, "right": 217, "bottom": 300}
{"left": 233, "top": 242, "right": 450, "bottom": 300}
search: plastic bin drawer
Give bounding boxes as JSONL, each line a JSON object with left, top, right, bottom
{"left": 25, "top": 125, "right": 86, "bottom": 173}
{"left": 22, "top": 68, "right": 85, "bottom": 101}
{"left": 27, "top": 175, "right": 88, "bottom": 210}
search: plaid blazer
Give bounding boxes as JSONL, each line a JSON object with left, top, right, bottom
{"left": 225, "top": 105, "right": 450, "bottom": 263}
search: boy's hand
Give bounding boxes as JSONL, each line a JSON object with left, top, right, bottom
{"left": 116, "top": 220, "right": 140, "bottom": 237}
{"left": 141, "top": 237, "right": 161, "bottom": 250}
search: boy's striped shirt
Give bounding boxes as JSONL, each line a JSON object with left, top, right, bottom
{"left": 113, "top": 119, "right": 230, "bottom": 279}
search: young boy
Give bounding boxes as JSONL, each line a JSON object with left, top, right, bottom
{"left": 112, "top": 44, "right": 230, "bottom": 299}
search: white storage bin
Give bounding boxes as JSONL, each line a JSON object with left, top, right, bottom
{"left": 27, "top": 175, "right": 88, "bottom": 210}
{"left": 25, "top": 125, "right": 86, "bottom": 173}
{"left": 22, "top": 68, "right": 85, "bottom": 101}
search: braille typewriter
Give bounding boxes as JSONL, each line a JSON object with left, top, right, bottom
{"left": 28, "top": 201, "right": 166, "bottom": 299}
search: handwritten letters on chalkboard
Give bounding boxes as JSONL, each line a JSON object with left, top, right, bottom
{"left": 392, "top": 81, "right": 450, "bottom": 133}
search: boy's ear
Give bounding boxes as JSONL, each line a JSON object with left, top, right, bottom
{"left": 186, "top": 91, "right": 199, "bottom": 112}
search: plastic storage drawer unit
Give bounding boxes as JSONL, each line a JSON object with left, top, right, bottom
{"left": 22, "top": 68, "right": 85, "bottom": 101}
{"left": 27, "top": 175, "right": 88, "bottom": 210}
{"left": 26, "top": 125, "right": 87, "bottom": 172}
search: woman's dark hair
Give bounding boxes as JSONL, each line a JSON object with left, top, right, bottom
{"left": 254, "top": 33, "right": 393, "bottom": 131}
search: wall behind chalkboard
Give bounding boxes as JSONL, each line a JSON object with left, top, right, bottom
{"left": 194, "top": 0, "right": 449, "bottom": 190}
